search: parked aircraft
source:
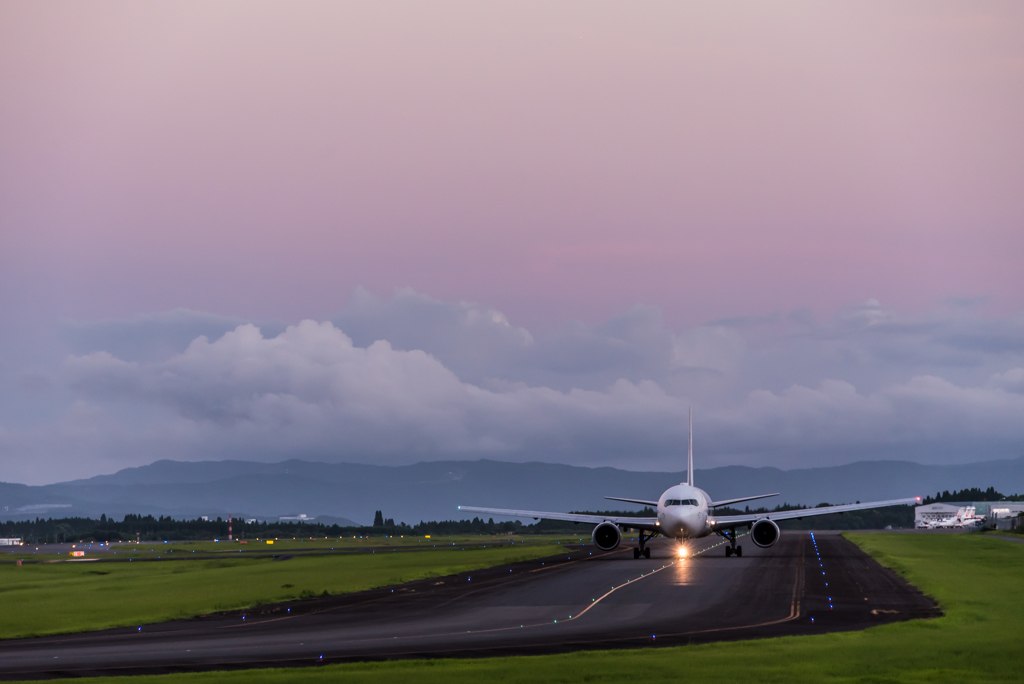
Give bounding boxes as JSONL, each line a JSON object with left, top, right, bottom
{"left": 930, "top": 507, "right": 985, "bottom": 529}
{"left": 460, "top": 410, "right": 919, "bottom": 558}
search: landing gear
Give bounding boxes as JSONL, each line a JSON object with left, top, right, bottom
{"left": 720, "top": 528, "right": 742, "bottom": 558}
{"left": 634, "top": 530, "right": 655, "bottom": 559}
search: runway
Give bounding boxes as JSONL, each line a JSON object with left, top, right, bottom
{"left": 0, "top": 532, "right": 938, "bottom": 680}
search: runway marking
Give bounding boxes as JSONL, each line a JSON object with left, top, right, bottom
{"left": 372, "top": 532, "right": 804, "bottom": 653}
{"left": 559, "top": 532, "right": 762, "bottom": 624}
{"left": 213, "top": 546, "right": 621, "bottom": 630}
{"left": 220, "top": 535, "right": 742, "bottom": 638}
{"left": 0, "top": 534, "right": 818, "bottom": 675}
{"left": 158, "top": 535, "right": 806, "bottom": 664}
{"left": 282, "top": 536, "right": 738, "bottom": 643}
{"left": 205, "top": 538, "right": 718, "bottom": 643}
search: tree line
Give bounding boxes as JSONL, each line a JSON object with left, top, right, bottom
{"left": 1, "top": 512, "right": 599, "bottom": 543}
{"left": 922, "top": 487, "right": 1023, "bottom": 504}
{"left": 0, "top": 499, "right": 925, "bottom": 543}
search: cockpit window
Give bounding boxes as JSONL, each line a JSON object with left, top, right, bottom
{"left": 664, "top": 499, "right": 699, "bottom": 506}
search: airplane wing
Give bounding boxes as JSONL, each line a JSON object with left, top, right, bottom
{"left": 605, "top": 496, "right": 659, "bottom": 506}
{"left": 708, "top": 493, "right": 780, "bottom": 508}
{"left": 458, "top": 505, "right": 660, "bottom": 532}
{"left": 710, "top": 497, "right": 920, "bottom": 530}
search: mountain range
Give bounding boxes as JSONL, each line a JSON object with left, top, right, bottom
{"left": 3, "top": 456, "right": 1023, "bottom": 526}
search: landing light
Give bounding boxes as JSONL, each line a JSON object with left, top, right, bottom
{"left": 677, "top": 546, "right": 688, "bottom": 558}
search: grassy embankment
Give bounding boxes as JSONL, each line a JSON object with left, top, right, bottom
{"left": 0, "top": 540, "right": 576, "bottom": 639}
{"left": 11, "top": 532, "right": 1023, "bottom": 684}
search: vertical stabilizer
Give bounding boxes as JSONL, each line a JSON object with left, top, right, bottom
{"left": 687, "top": 407, "right": 693, "bottom": 486}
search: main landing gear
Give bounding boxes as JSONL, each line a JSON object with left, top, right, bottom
{"left": 633, "top": 531, "right": 653, "bottom": 559}
{"left": 721, "top": 528, "right": 742, "bottom": 558}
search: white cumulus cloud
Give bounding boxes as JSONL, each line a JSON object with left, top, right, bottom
{"left": 1, "top": 291, "right": 1021, "bottom": 483}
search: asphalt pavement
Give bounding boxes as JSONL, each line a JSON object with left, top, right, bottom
{"left": 0, "top": 531, "right": 938, "bottom": 680}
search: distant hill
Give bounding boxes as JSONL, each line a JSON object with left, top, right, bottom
{"left": 2, "top": 457, "right": 1023, "bottom": 526}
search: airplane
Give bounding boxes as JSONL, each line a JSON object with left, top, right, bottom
{"left": 459, "top": 410, "right": 920, "bottom": 559}
{"left": 927, "top": 507, "right": 969, "bottom": 529}
{"left": 929, "top": 507, "right": 985, "bottom": 529}
{"left": 959, "top": 506, "right": 986, "bottom": 528}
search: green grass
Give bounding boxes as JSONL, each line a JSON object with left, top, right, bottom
{"left": 11, "top": 532, "right": 1024, "bottom": 683}
{"left": 3, "top": 534, "right": 589, "bottom": 561}
{"left": 0, "top": 542, "right": 571, "bottom": 640}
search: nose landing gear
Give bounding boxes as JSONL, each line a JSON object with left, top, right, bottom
{"left": 633, "top": 531, "right": 654, "bottom": 559}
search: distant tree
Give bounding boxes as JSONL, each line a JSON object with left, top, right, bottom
{"left": 54, "top": 523, "right": 73, "bottom": 543}
{"left": 373, "top": 510, "right": 384, "bottom": 527}
{"left": 923, "top": 487, "right": 1009, "bottom": 504}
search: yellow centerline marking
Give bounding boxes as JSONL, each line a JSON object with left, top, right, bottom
{"left": 4, "top": 533, "right": 814, "bottom": 676}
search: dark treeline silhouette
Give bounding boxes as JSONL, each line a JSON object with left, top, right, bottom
{"left": 2, "top": 512, "right": 592, "bottom": 543}
{"left": 0, "top": 498, "right": 937, "bottom": 543}
{"left": 922, "top": 487, "right": 1023, "bottom": 504}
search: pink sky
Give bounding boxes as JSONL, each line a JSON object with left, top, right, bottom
{"left": 1, "top": 1, "right": 1022, "bottom": 329}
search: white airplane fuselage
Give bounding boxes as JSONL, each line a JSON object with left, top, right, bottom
{"left": 656, "top": 484, "right": 713, "bottom": 540}
{"left": 457, "top": 411, "right": 920, "bottom": 558}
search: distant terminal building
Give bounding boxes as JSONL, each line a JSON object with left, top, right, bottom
{"left": 916, "top": 502, "right": 1024, "bottom": 526}
{"left": 0, "top": 538, "right": 22, "bottom": 546}
{"left": 988, "top": 503, "right": 1024, "bottom": 527}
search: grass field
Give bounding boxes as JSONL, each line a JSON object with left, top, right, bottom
{"left": 0, "top": 541, "right": 572, "bottom": 639}
{"left": 10, "top": 532, "right": 1023, "bottom": 684}
{"left": 2, "top": 533, "right": 593, "bottom": 561}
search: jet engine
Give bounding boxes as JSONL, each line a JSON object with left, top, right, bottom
{"left": 750, "top": 519, "right": 780, "bottom": 548}
{"left": 592, "top": 522, "right": 622, "bottom": 551}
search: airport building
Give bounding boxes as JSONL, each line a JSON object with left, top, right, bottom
{"left": 915, "top": 502, "right": 1024, "bottom": 526}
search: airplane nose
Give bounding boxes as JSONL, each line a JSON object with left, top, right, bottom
{"left": 671, "top": 509, "right": 690, "bottom": 532}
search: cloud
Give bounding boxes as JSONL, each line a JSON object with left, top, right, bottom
{"left": 332, "top": 288, "right": 534, "bottom": 385}
{"left": 1, "top": 290, "right": 1022, "bottom": 483}
{"left": 54, "top": 301, "right": 1024, "bottom": 476}
{"left": 671, "top": 325, "right": 746, "bottom": 375}
{"left": 59, "top": 309, "right": 286, "bottom": 362}
{"left": 987, "top": 368, "right": 1024, "bottom": 394}
{"left": 63, "top": 320, "right": 691, "bottom": 464}
{"left": 336, "top": 293, "right": 733, "bottom": 392}
{"left": 715, "top": 373, "right": 1024, "bottom": 462}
